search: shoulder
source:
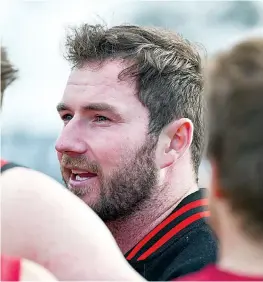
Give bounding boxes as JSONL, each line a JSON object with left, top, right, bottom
{"left": 1, "top": 167, "right": 62, "bottom": 191}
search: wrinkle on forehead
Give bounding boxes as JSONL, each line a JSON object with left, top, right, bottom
{"left": 67, "top": 60, "right": 130, "bottom": 86}
{"left": 65, "top": 61, "right": 138, "bottom": 103}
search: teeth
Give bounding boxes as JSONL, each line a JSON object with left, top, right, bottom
{"left": 72, "top": 170, "right": 86, "bottom": 174}
{"left": 76, "top": 175, "right": 89, "bottom": 181}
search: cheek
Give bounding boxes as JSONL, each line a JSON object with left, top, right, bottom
{"left": 94, "top": 139, "right": 128, "bottom": 168}
{"left": 92, "top": 133, "right": 144, "bottom": 169}
{"left": 86, "top": 120, "right": 148, "bottom": 167}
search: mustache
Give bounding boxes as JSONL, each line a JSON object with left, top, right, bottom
{"left": 61, "top": 154, "right": 100, "bottom": 174}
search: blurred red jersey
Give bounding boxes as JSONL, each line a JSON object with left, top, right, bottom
{"left": 175, "top": 264, "right": 263, "bottom": 281}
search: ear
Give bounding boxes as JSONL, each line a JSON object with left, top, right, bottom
{"left": 159, "top": 118, "right": 194, "bottom": 169}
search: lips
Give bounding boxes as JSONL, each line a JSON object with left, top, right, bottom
{"left": 71, "top": 172, "right": 97, "bottom": 181}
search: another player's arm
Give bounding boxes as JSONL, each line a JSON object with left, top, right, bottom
{"left": 1, "top": 167, "right": 145, "bottom": 281}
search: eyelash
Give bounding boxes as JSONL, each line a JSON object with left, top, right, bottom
{"left": 94, "top": 115, "right": 110, "bottom": 122}
{"left": 61, "top": 114, "right": 72, "bottom": 121}
{"left": 61, "top": 114, "right": 110, "bottom": 123}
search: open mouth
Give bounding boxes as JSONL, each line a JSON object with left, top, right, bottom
{"left": 70, "top": 170, "right": 97, "bottom": 181}
{"left": 68, "top": 170, "right": 98, "bottom": 187}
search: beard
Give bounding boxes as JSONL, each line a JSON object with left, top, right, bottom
{"left": 61, "top": 136, "right": 159, "bottom": 221}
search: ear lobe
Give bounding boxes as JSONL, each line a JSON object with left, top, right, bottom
{"left": 169, "top": 118, "right": 193, "bottom": 159}
{"left": 160, "top": 147, "right": 175, "bottom": 169}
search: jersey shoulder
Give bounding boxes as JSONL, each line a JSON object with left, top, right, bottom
{"left": 129, "top": 219, "right": 217, "bottom": 281}
{"left": 158, "top": 220, "right": 218, "bottom": 280}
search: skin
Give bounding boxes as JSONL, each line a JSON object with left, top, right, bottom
{"left": 20, "top": 259, "right": 58, "bottom": 281}
{"left": 56, "top": 60, "right": 150, "bottom": 207}
{"left": 1, "top": 167, "right": 144, "bottom": 281}
{"left": 56, "top": 59, "right": 199, "bottom": 253}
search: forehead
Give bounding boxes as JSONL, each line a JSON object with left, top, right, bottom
{"left": 64, "top": 60, "right": 140, "bottom": 108}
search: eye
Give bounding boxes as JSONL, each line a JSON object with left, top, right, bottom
{"left": 61, "top": 114, "right": 73, "bottom": 121}
{"left": 94, "top": 115, "right": 110, "bottom": 122}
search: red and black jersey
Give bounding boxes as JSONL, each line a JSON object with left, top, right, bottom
{"left": 1, "top": 159, "right": 21, "bottom": 173}
{"left": 125, "top": 189, "right": 217, "bottom": 281}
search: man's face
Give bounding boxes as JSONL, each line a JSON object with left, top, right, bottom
{"left": 55, "top": 61, "right": 159, "bottom": 221}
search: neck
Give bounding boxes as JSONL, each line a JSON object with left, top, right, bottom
{"left": 218, "top": 213, "right": 263, "bottom": 277}
{"left": 106, "top": 163, "right": 198, "bottom": 254}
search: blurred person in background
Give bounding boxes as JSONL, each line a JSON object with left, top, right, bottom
{"left": 1, "top": 47, "right": 22, "bottom": 171}
{"left": 1, "top": 46, "right": 58, "bottom": 281}
{"left": 1, "top": 47, "right": 17, "bottom": 105}
{"left": 177, "top": 37, "right": 263, "bottom": 281}
{"left": 55, "top": 24, "right": 217, "bottom": 280}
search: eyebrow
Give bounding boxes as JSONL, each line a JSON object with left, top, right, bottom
{"left": 56, "top": 102, "right": 70, "bottom": 112}
{"left": 56, "top": 102, "right": 121, "bottom": 117}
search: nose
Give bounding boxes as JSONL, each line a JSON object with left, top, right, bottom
{"left": 55, "top": 122, "right": 88, "bottom": 156}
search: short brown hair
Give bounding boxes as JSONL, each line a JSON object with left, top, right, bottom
{"left": 1, "top": 47, "right": 18, "bottom": 96}
{"left": 64, "top": 24, "right": 205, "bottom": 179}
{"left": 206, "top": 38, "right": 263, "bottom": 239}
